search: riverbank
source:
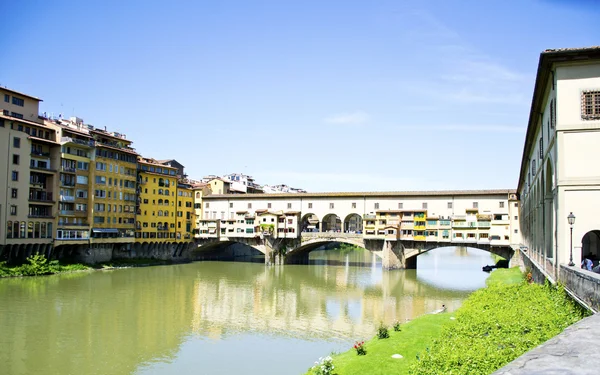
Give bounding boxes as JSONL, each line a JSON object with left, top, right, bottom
{"left": 0, "top": 254, "right": 179, "bottom": 278}
{"left": 305, "top": 267, "right": 588, "bottom": 375}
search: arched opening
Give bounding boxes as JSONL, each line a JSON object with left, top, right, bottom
{"left": 343, "top": 214, "right": 363, "bottom": 233}
{"left": 581, "top": 230, "right": 600, "bottom": 269}
{"left": 301, "top": 213, "right": 320, "bottom": 232}
{"left": 286, "top": 240, "right": 373, "bottom": 266}
{"left": 322, "top": 214, "right": 341, "bottom": 233}
{"left": 192, "top": 241, "right": 265, "bottom": 263}
{"left": 545, "top": 160, "right": 554, "bottom": 259}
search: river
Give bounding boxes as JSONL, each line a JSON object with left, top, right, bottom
{"left": 0, "top": 247, "right": 494, "bottom": 375}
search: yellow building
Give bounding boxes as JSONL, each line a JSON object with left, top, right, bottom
{"left": 90, "top": 129, "right": 138, "bottom": 243}
{"left": 135, "top": 158, "right": 178, "bottom": 242}
{"left": 51, "top": 117, "right": 95, "bottom": 245}
{"left": 413, "top": 210, "right": 427, "bottom": 241}
{"left": 175, "top": 181, "right": 195, "bottom": 242}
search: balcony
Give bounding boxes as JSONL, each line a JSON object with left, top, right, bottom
{"left": 30, "top": 150, "right": 51, "bottom": 157}
{"left": 60, "top": 195, "right": 75, "bottom": 202}
{"left": 28, "top": 213, "right": 54, "bottom": 219}
{"left": 58, "top": 222, "right": 89, "bottom": 227}
{"left": 31, "top": 165, "right": 57, "bottom": 173}
{"left": 29, "top": 191, "right": 54, "bottom": 203}
{"left": 478, "top": 221, "right": 491, "bottom": 228}
{"left": 61, "top": 166, "right": 77, "bottom": 174}
{"left": 29, "top": 179, "right": 45, "bottom": 188}
{"left": 363, "top": 214, "right": 376, "bottom": 220}
{"left": 60, "top": 180, "right": 76, "bottom": 187}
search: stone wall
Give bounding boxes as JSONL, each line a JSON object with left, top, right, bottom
{"left": 518, "top": 249, "right": 555, "bottom": 284}
{"left": 560, "top": 265, "right": 600, "bottom": 313}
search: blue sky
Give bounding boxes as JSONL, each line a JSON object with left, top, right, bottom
{"left": 2, "top": 0, "right": 599, "bottom": 192}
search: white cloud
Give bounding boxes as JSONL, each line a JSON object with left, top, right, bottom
{"left": 324, "top": 111, "right": 370, "bottom": 125}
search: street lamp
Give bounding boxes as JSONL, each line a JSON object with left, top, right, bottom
{"left": 568, "top": 212, "right": 576, "bottom": 266}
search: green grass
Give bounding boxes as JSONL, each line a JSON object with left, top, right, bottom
{"left": 485, "top": 267, "right": 524, "bottom": 286}
{"left": 305, "top": 314, "right": 452, "bottom": 375}
{"left": 305, "top": 266, "right": 587, "bottom": 375}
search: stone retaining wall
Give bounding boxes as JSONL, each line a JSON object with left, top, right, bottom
{"left": 560, "top": 265, "right": 600, "bottom": 313}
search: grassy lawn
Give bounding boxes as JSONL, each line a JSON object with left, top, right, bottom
{"left": 309, "top": 313, "right": 453, "bottom": 375}
{"left": 305, "top": 266, "right": 586, "bottom": 375}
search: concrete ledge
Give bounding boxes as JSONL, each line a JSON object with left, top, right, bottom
{"left": 492, "top": 314, "right": 600, "bottom": 375}
{"left": 560, "top": 265, "right": 600, "bottom": 313}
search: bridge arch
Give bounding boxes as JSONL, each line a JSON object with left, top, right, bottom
{"left": 343, "top": 213, "right": 363, "bottom": 233}
{"left": 581, "top": 230, "right": 600, "bottom": 262}
{"left": 322, "top": 214, "right": 341, "bottom": 232}
{"left": 402, "top": 242, "right": 514, "bottom": 268}
{"left": 193, "top": 240, "right": 266, "bottom": 262}
{"left": 301, "top": 213, "right": 320, "bottom": 232}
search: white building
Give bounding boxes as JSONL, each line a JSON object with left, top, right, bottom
{"left": 518, "top": 46, "right": 600, "bottom": 279}
{"left": 262, "top": 184, "right": 307, "bottom": 194}
{"left": 222, "top": 173, "right": 262, "bottom": 193}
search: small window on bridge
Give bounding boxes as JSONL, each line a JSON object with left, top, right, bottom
{"left": 398, "top": 203, "right": 403, "bottom": 209}
{"left": 268, "top": 203, "right": 272, "bottom": 208}
{"left": 422, "top": 202, "right": 427, "bottom": 209}
{"left": 473, "top": 202, "right": 478, "bottom": 209}
{"left": 287, "top": 203, "right": 292, "bottom": 209}
{"left": 499, "top": 201, "right": 505, "bottom": 208}
{"left": 374, "top": 203, "right": 379, "bottom": 209}
{"left": 447, "top": 202, "right": 452, "bottom": 209}
{"left": 308, "top": 203, "right": 313, "bottom": 209}
{"left": 352, "top": 202, "right": 356, "bottom": 209}
{"left": 330, "top": 203, "right": 334, "bottom": 209}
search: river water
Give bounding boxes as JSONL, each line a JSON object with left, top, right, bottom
{"left": 0, "top": 247, "right": 493, "bottom": 375}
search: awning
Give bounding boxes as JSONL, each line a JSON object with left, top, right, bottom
{"left": 92, "top": 228, "right": 119, "bottom": 233}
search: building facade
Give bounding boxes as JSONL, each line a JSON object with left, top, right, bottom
{"left": 518, "top": 46, "right": 600, "bottom": 279}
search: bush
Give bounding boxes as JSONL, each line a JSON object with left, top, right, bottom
{"left": 311, "top": 356, "right": 334, "bottom": 375}
{"left": 393, "top": 321, "right": 402, "bottom": 332}
{"left": 410, "top": 281, "right": 588, "bottom": 375}
{"left": 377, "top": 323, "right": 390, "bottom": 339}
{"left": 353, "top": 341, "right": 366, "bottom": 355}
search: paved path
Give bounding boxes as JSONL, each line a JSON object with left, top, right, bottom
{"left": 493, "top": 313, "right": 600, "bottom": 375}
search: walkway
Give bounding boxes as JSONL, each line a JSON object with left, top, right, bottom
{"left": 493, "top": 313, "right": 600, "bottom": 375}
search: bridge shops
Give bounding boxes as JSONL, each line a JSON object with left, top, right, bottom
{"left": 194, "top": 190, "right": 520, "bottom": 269}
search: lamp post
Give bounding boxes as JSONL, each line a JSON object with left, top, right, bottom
{"left": 568, "top": 212, "right": 576, "bottom": 266}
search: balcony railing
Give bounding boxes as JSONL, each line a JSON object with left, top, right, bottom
{"left": 58, "top": 222, "right": 89, "bottom": 227}
{"left": 60, "top": 180, "right": 76, "bottom": 187}
{"left": 60, "top": 195, "right": 75, "bottom": 202}
{"left": 60, "top": 210, "right": 75, "bottom": 215}
{"left": 61, "top": 166, "right": 77, "bottom": 173}
{"left": 28, "top": 213, "right": 54, "bottom": 219}
{"left": 363, "top": 214, "right": 376, "bottom": 220}
{"left": 30, "top": 150, "right": 51, "bottom": 157}
{"left": 31, "top": 165, "right": 57, "bottom": 173}
{"left": 29, "top": 191, "right": 54, "bottom": 202}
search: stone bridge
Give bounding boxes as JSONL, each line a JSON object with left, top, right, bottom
{"left": 194, "top": 232, "right": 514, "bottom": 269}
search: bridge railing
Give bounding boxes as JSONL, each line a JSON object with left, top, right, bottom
{"left": 301, "top": 232, "right": 364, "bottom": 240}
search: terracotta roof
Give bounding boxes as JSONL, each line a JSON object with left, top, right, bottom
{"left": 204, "top": 189, "right": 516, "bottom": 200}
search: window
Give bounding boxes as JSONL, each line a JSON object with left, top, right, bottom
{"left": 11, "top": 171, "right": 18, "bottom": 181}
{"left": 499, "top": 202, "right": 505, "bottom": 208}
{"left": 11, "top": 188, "right": 17, "bottom": 198}
{"left": 308, "top": 203, "right": 313, "bottom": 209}
{"left": 539, "top": 137, "right": 543, "bottom": 159}
{"left": 13, "top": 137, "right": 20, "bottom": 148}
{"left": 514, "top": 229, "right": 519, "bottom": 234}
{"left": 10, "top": 205, "right": 17, "bottom": 215}
{"left": 229, "top": 203, "right": 233, "bottom": 208}
{"left": 12, "top": 154, "right": 19, "bottom": 165}
{"left": 268, "top": 203, "right": 272, "bottom": 209}
{"left": 10, "top": 112, "right": 23, "bottom": 119}
{"left": 205, "top": 203, "right": 210, "bottom": 208}
{"left": 248, "top": 203, "right": 252, "bottom": 209}
{"left": 514, "top": 216, "right": 518, "bottom": 220}
{"left": 4, "top": 94, "right": 9, "bottom": 102}
{"left": 514, "top": 203, "right": 518, "bottom": 207}
{"left": 329, "top": 203, "right": 334, "bottom": 209}
{"left": 422, "top": 202, "right": 427, "bottom": 209}
{"left": 398, "top": 202, "right": 403, "bottom": 209}
{"left": 287, "top": 203, "right": 291, "bottom": 209}
{"left": 374, "top": 203, "right": 379, "bottom": 209}
{"left": 12, "top": 97, "right": 24, "bottom": 106}
{"left": 532, "top": 160, "right": 536, "bottom": 176}
{"left": 472, "top": 202, "right": 478, "bottom": 209}
{"left": 447, "top": 202, "right": 452, "bottom": 209}
{"left": 352, "top": 202, "right": 356, "bottom": 209}
{"left": 581, "top": 90, "right": 600, "bottom": 120}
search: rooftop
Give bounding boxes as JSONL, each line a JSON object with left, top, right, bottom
{"left": 204, "top": 189, "right": 516, "bottom": 200}
{"left": 0, "top": 86, "right": 42, "bottom": 101}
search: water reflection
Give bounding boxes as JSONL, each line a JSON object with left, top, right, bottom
{"left": 0, "top": 247, "right": 492, "bottom": 375}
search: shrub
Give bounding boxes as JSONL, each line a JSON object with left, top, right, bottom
{"left": 311, "top": 356, "right": 334, "bottom": 375}
{"left": 410, "top": 281, "right": 588, "bottom": 375}
{"left": 393, "top": 321, "right": 402, "bottom": 332}
{"left": 377, "top": 322, "right": 390, "bottom": 339}
{"left": 353, "top": 341, "right": 366, "bottom": 355}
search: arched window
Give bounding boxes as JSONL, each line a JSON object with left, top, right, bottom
{"left": 27, "top": 222, "right": 34, "bottom": 238}
{"left": 196, "top": 192, "right": 200, "bottom": 198}
{"left": 164, "top": 221, "right": 169, "bottom": 228}
{"left": 14, "top": 222, "right": 20, "bottom": 238}
{"left": 158, "top": 211, "right": 163, "bottom": 217}
{"left": 41, "top": 222, "right": 46, "bottom": 238}
{"left": 164, "top": 199, "right": 169, "bottom": 206}
{"left": 158, "top": 189, "right": 164, "bottom": 195}
{"left": 165, "top": 179, "right": 170, "bottom": 187}
{"left": 34, "top": 222, "right": 40, "bottom": 238}
{"left": 165, "top": 189, "right": 170, "bottom": 196}
{"left": 158, "top": 199, "right": 163, "bottom": 205}
{"left": 6, "top": 221, "right": 12, "bottom": 239}
{"left": 158, "top": 178, "right": 164, "bottom": 187}
{"left": 164, "top": 210, "right": 169, "bottom": 216}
